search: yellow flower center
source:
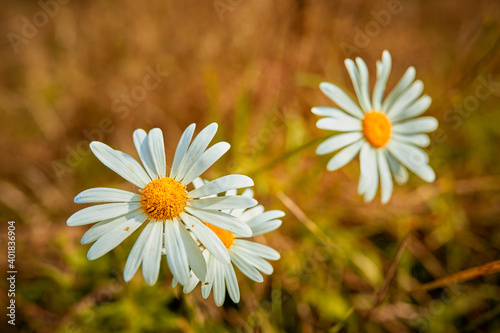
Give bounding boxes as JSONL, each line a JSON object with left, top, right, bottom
{"left": 362, "top": 111, "right": 392, "bottom": 148}
{"left": 204, "top": 223, "right": 234, "bottom": 249}
{"left": 141, "top": 177, "right": 187, "bottom": 220}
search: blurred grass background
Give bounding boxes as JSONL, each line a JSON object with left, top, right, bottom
{"left": 1, "top": 0, "right": 500, "bottom": 332}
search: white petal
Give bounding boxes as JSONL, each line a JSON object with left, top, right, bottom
{"left": 213, "top": 258, "right": 226, "bottom": 306}
{"left": 141, "top": 221, "right": 163, "bottom": 285}
{"left": 249, "top": 220, "right": 282, "bottom": 236}
{"left": 170, "top": 124, "right": 196, "bottom": 179}
{"left": 316, "top": 117, "right": 362, "bottom": 132}
{"left": 372, "top": 50, "right": 392, "bottom": 110}
{"left": 186, "top": 207, "right": 252, "bottom": 237}
{"left": 224, "top": 263, "right": 240, "bottom": 304}
{"left": 74, "top": 188, "right": 140, "bottom": 204}
{"left": 230, "top": 252, "right": 263, "bottom": 283}
{"left": 202, "top": 254, "right": 216, "bottom": 299}
{"left": 386, "top": 80, "right": 423, "bottom": 118}
{"left": 181, "top": 142, "right": 230, "bottom": 185}
{"left": 189, "top": 195, "right": 257, "bottom": 210}
{"left": 392, "top": 133, "right": 430, "bottom": 147}
{"left": 124, "top": 221, "right": 155, "bottom": 282}
{"left": 317, "top": 132, "right": 363, "bottom": 156}
{"left": 355, "top": 57, "right": 372, "bottom": 111}
{"left": 178, "top": 222, "right": 207, "bottom": 281}
{"left": 90, "top": 142, "right": 151, "bottom": 188}
{"left": 245, "top": 210, "right": 285, "bottom": 228}
{"left": 311, "top": 107, "right": 346, "bottom": 117}
{"left": 133, "top": 129, "right": 157, "bottom": 179}
{"left": 393, "top": 117, "right": 438, "bottom": 134}
{"left": 233, "top": 239, "right": 280, "bottom": 260}
{"left": 326, "top": 140, "right": 363, "bottom": 171}
{"left": 164, "top": 220, "right": 190, "bottom": 285}
{"left": 182, "top": 271, "right": 201, "bottom": 294}
{"left": 191, "top": 177, "right": 205, "bottom": 189}
{"left": 381, "top": 66, "right": 416, "bottom": 113}
{"left": 234, "top": 248, "right": 274, "bottom": 275}
{"left": 361, "top": 148, "right": 378, "bottom": 202}
{"left": 188, "top": 175, "right": 254, "bottom": 198}
{"left": 147, "top": 128, "right": 167, "bottom": 178}
{"left": 359, "top": 142, "right": 372, "bottom": 176}
{"left": 86, "top": 210, "right": 145, "bottom": 260}
{"left": 391, "top": 95, "right": 432, "bottom": 122}
{"left": 239, "top": 205, "right": 265, "bottom": 222}
{"left": 386, "top": 151, "right": 409, "bottom": 185}
{"left": 180, "top": 213, "right": 230, "bottom": 263}
{"left": 67, "top": 202, "right": 141, "bottom": 226}
{"left": 387, "top": 141, "right": 435, "bottom": 182}
{"left": 345, "top": 59, "right": 368, "bottom": 111}
{"left": 319, "top": 82, "right": 364, "bottom": 119}
{"left": 175, "top": 123, "right": 218, "bottom": 182}
{"left": 377, "top": 150, "right": 393, "bottom": 204}
{"left": 81, "top": 217, "right": 125, "bottom": 245}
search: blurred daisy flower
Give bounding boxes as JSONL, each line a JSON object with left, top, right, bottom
{"left": 173, "top": 180, "right": 283, "bottom": 306}
{"left": 313, "top": 50, "right": 438, "bottom": 203}
{"left": 67, "top": 123, "right": 257, "bottom": 286}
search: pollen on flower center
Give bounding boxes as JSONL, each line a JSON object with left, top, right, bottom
{"left": 204, "top": 222, "right": 234, "bottom": 249}
{"left": 141, "top": 177, "right": 187, "bottom": 220}
{"left": 362, "top": 111, "right": 392, "bottom": 148}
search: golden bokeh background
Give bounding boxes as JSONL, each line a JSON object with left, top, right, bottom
{"left": 1, "top": 0, "right": 500, "bottom": 332}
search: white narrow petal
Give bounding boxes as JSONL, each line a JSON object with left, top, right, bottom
{"left": 164, "top": 220, "right": 191, "bottom": 285}
{"left": 326, "top": 140, "right": 363, "bottom": 171}
{"left": 316, "top": 132, "right": 363, "bottom": 155}
{"left": 386, "top": 80, "right": 423, "bottom": 118}
{"left": 387, "top": 141, "right": 435, "bottom": 182}
{"left": 391, "top": 95, "right": 432, "bottom": 122}
{"left": 377, "top": 150, "right": 393, "bottom": 204}
{"left": 170, "top": 124, "right": 196, "bottom": 179}
{"left": 245, "top": 210, "right": 285, "bottom": 227}
{"left": 74, "top": 188, "right": 141, "bottom": 204}
{"left": 213, "top": 259, "right": 226, "bottom": 306}
{"left": 359, "top": 142, "right": 372, "bottom": 176}
{"left": 386, "top": 151, "right": 409, "bottom": 185}
{"left": 133, "top": 129, "right": 157, "bottom": 179}
{"left": 249, "top": 220, "right": 282, "bottom": 236}
{"left": 188, "top": 175, "right": 254, "bottom": 198}
{"left": 86, "top": 210, "right": 146, "bottom": 260}
{"left": 381, "top": 66, "right": 416, "bottom": 113}
{"left": 123, "top": 221, "right": 155, "bottom": 282}
{"left": 224, "top": 263, "right": 240, "bottom": 304}
{"left": 180, "top": 212, "right": 230, "bottom": 263}
{"left": 233, "top": 240, "right": 280, "bottom": 260}
{"left": 182, "top": 271, "right": 201, "bottom": 294}
{"left": 372, "top": 50, "right": 392, "bottom": 110}
{"left": 191, "top": 177, "right": 205, "bottom": 189}
{"left": 230, "top": 252, "right": 263, "bottom": 283}
{"left": 344, "top": 59, "right": 367, "bottom": 111}
{"left": 319, "top": 82, "right": 364, "bottom": 119}
{"left": 393, "top": 117, "right": 438, "bottom": 134}
{"left": 175, "top": 123, "right": 218, "bottom": 182}
{"left": 90, "top": 142, "right": 151, "bottom": 188}
{"left": 189, "top": 196, "right": 257, "bottom": 210}
{"left": 316, "top": 117, "right": 362, "bottom": 132}
{"left": 234, "top": 249, "right": 274, "bottom": 275}
{"left": 311, "top": 107, "right": 346, "bottom": 117}
{"left": 355, "top": 57, "right": 372, "bottom": 111}
{"left": 202, "top": 254, "right": 216, "bottom": 299}
{"left": 239, "top": 205, "right": 265, "bottom": 222}
{"left": 178, "top": 221, "right": 207, "bottom": 281}
{"left": 81, "top": 217, "right": 126, "bottom": 245}
{"left": 392, "top": 133, "right": 430, "bottom": 147}
{"left": 141, "top": 221, "right": 163, "bottom": 285}
{"left": 147, "top": 128, "right": 167, "bottom": 178}
{"left": 185, "top": 207, "right": 252, "bottom": 237}
{"left": 362, "top": 148, "right": 379, "bottom": 202}
{"left": 180, "top": 142, "right": 230, "bottom": 185}
{"left": 67, "top": 202, "right": 141, "bottom": 226}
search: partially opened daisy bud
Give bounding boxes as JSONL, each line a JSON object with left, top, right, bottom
{"left": 313, "top": 50, "right": 438, "bottom": 203}
{"left": 173, "top": 182, "right": 283, "bottom": 307}
{"left": 67, "top": 123, "right": 257, "bottom": 286}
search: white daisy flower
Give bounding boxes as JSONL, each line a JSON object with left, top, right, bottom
{"left": 174, "top": 184, "right": 283, "bottom": 306}
{"left": 67, "top": 123, "right": 258, "bottom": 286}
{"left": 313, "top": 50, "right": 438, "bottom": 203}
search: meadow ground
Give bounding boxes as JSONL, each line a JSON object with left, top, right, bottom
{"left": 1, "top": 0, "right": 500, "bottom": 332}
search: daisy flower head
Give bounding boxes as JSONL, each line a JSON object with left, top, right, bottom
{"left": 313, "top": 50, "right": 438, "bottom": 203}
{"left": 67, "top": 123, "right": 258, "bottom": 286}
{"left": 174, "top": 180, "right": 283, "bottom": 307}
